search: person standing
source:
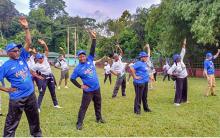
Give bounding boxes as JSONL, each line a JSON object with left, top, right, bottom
{"left": 163, "top": 60, "right": 171, "bottom": 81}
{"left": 55, "top": 47, "right": 69, "bottom": 89}
{"left": 203, "top": 48, "right": 220, "bottom": 96}
{"left": 104, "top": 61, "right": 112, "bottom": 84}
{"left": 0, "top": 16, "right": 42, "bottom": 137}
{"left": 32, "top": 39, "right": 62, "bottom": 112}
{"left": 130, "top": 51, "right": 151, "bottom": 114}
{"left": 110, "top": 45, "right": 127, "bottom": 98}
{"left": 70, "top": 31, "right": 105, "bottom": 130}
{"left": 167, "top": 38, "right": 188, "bottom": 106}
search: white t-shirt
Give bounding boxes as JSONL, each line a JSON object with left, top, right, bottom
{"left": 32, "top": 55, "right": 52, "bottom": 75}
{"left": 104, "top": 64, "right": 111, "bottom": 74}
{"left": 111, "top": 56, "right": 126, "bottom": 76}
{"left": 55, "top": 58, "right": 69, "bottom": 71}
{"left": 27, "top": 55, "right": 35, "bottom": 70}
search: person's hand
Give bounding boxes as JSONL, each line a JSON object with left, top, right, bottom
{"left": 183, "top": 38, "right": 187, "bottom": 45}
{"left": 38, "top": 39, "right": 46, "bottom": 46}
{"left": 59, "top": 47, "right": 64, "bottom": 51}
{"left": 216, "top": 42, "right": 219, "bottom": 47}
{"left": 81, "top": 85, "right": 89, "bottom": 90}
{"left": 88, "top": 31, "right": 96, "bottom": 39}
{"left": 3, "top": 87, "right": 17, "bottom": 93}
{"left": 218, "top": 49, "right": 220, "bottom": 53}
{"left": 134, "top": 76, "right": 141, "bottom": 80}
{"left": 37, "top": 75, "right": 44, "bottom": 80}
{"left": 19, "top": 16, "right": 29, "bottom": 29}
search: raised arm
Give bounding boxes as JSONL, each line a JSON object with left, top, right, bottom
{"left": 144, "top": 44, "right": 150, "bottom": 57}
{"left": 59, "top": 47, "right": 66, "bottom": 58}
{"left": 94, "top": 56, "right": 106, "bottom": 63}
{"left": 180, "top": 38, "right": 186, "bottom": 60}
{"left": 213, "top": 48, "right": 220, "bottom": 59}
{"left": 19, "top": 17, "right": 31, "bottom": 51}
{"left": 38, "top": 39, "right": 49, "bottom": 57}
{"left": 116, "top": 44, "right": 123, "bottom": 56}
{"left": 89, "top": 31, "right": 96, "bottom": 57}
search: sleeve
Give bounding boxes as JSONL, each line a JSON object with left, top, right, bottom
{"left": 0, "top": 66, "right": 6, "bottom": 82}
{"left": 89, "top": 39, "right": 96, "bottom": 57}
{"left": 20, "top": 48, "right": 29, "bottom": 61}
{"left": 55, "top": 62, "right": 60, "bottom": 68}
{"left": 167, "top": 64, "right": 176, "bottom": 75}
{"left": 132, "top": 62, "right": 140, "bottom": 70}
{"left": 70, "top": 68, "right": 79, "bottom": 80}
{"left": 31, "top": 64, "right": 38, "bottom": 72}
{"left": 180, "top": 48, "right": 186, "bottom": 61}
{"left": 204, "top": 61, "right": 208, "bottom": 70}
{"left": 88, "top": 55, "right": 94, "bottom": 62}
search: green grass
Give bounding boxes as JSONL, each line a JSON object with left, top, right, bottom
{"left": 0, "top": 67, "right": 220, "bottom": 136}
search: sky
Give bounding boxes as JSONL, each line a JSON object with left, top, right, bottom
{"left": 11, "top": 0, "right": 161, "bottom": 22}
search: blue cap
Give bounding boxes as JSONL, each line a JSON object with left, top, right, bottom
{"left": 173, "top": 54, "right": 181, "bottom": 62}
{"left": 138, "top": 51, "right": 148, "bottom": 58}
{"left": 206, "top": 52, "right": 212, "bottom": 57}
{"left": 77, "top": 50, "right": 86, "bottom": 56}
{"left": 5, "top": 42, "right": 22, "bottom": 52}
{"left": 35, "top": 53, "right": 44, "bottom": 59}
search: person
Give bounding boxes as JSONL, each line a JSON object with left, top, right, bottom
{"left": 163, "top": 60, "right": 171, "bottom": 81}
{"left": 104, "top": 61, "right": 111, "bottom": 84}
{"left": 70, "top": 31, "right": 105, "bottom": 130}
{"left": 32, "top": 39, "right": 62, "bottom": 112}
{"left": 110, "top": 45, "right": 127, "bottom": 98}
{"left": 0, "top": 60, "right": 4, "bottom": 116}
{"left": 130, "top": 51, "right": 151, "bottom": 114}
{"left": 0, "top": 16, "right": 42, "bottom": 137}
{"left": 203, "top": 48, "right": 220, "bottom": 96}
{"left": 55, "top": 47, "right": 69, "bottom": 89}
{"left": 167, "top": 38, "right": 188, "bottom": 106}
{"left": 144, "top": 44, "right": 155, "bottom": 89}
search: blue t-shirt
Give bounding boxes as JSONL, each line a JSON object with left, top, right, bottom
{"left": 0, "top": 48, "right": 34, "bottom": 100}
{"left": 71, "top": 55, "right": 99, "bottom": 92}
{"left": 132, "top": 61, "right": 149, "bottom": 84}
{"left": 204, "top": 59, "right": 215, "bottom": 75}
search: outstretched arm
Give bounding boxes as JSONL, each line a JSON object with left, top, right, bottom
{"left": 89, "top": 31, "right": 96, "bottom": 57}
{"left": 19, "top": 17, "right": 31, "bottom": 51}
{"left": 180, "top": 38, "right": 186, "bottom": 60}
{"left": 213, "top": 49, "right": 220, "bottom": 59}
{"left": 116, "top": 44, "right": 123, "bottom": 56}
{"left": 59, "top": 47, "right": 66, "bottom": 58}
{"left": 38, "top": 39, "right": 49, "bottom": 57}
{"left": 144, "top": 43, "right": 150, "bottom": 57}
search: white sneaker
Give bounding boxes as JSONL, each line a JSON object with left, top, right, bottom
{"left": 174, "top": 103, "right": 180, "bottom": 106}
{"left": 57, "top": 86, "right": 61, "bottom": 90}
{"left": 54, "top": 105, "right": 63, "bottom": 109}
{"left": 38, "top": 108, "right": 41, "bottom": 113}
{"left": 64, "top": 86, "right": 69, "bottom": 89}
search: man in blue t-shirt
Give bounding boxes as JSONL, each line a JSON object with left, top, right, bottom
{"left": 204, "top": 49, "right": 220, "bottom": 96}
{"left": 129, "top": 51, "right": 151, "bottom": 114}
{"left": 0, "top": 17, "right": 42, "bottom": 137}
{"left": 70, "top": 31, "right": 105, "bottom": 130}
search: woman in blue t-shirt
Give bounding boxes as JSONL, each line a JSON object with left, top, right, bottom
{"left": 130, "top": 51, "right": 151, "bottom": 114}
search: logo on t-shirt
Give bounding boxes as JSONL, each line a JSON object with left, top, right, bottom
{"left": 15, "top": 67, "right": 29, "bottom": 80}
{"left": 19, "top": 61, "right": 24, "bottom": 65}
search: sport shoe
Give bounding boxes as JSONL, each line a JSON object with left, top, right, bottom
{"left": 57, "top": 86, "right": 61, "bottom": 90}
{"left": 54, "top": 105, "right": 63, "bottom": 109}
{"left": 64, "top": 86, "right": 69, "bottom": 89}
{"left": 38, "top": 108, "right": 41, "bottom": 113}
{"left": 144, "top": 108, "right": 152, "bottom": 112}
{"left": 174, "top": 103, "right": 180, "bottom": 106}
{"left": 112, "top": 95, "right": 116, "bottom": 98}
{"left": 76, "top": 123, "right": 83, "bottom": 130}
{"left": 96, "top": 119, "right": 106, "bottom": 123}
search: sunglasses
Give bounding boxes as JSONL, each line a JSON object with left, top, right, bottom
{"left": 9, "top": 49, "right": 20, "bottom": 53}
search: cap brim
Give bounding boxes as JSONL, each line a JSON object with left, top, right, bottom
{"left": 16, "top": 44, "right": 22, "bottom": 49}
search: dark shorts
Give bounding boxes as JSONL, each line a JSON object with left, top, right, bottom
{"left": 61, "top": 70, "right": 69, "bottom": 79}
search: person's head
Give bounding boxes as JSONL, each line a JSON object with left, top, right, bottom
{"left": 113, "top": 53, "right": 119, "bottom": 61}
{"left": 138, "top": 51, "right": 148, "bottom": 62}
{"left": 173, "top": 54, "right": 181, "bottom": 63}
{"left": 206, "top": 52, "right": 213, "bottom": 60}
{"left": 5, "top": 43, "right": 22, "bottom": 60}
{"left": 35, "top": 53, "right": 44, "bottom": 64}
{"left": 77, "top": 50, "right": 87, "bottom": 63}
{"left": 58, "top": 54, "right": 64, "bottom": 60}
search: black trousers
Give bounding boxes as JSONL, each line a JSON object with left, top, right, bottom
{"left": 37, "top": 74, "right": 58, "bottom": 108}
{"left": 174, "top": 77, "right": 188, "bottom": 103}
{"left": 112, "top": 76, "right": 126, "bottom": 96}
{"left": 3, "top": 93, "right": 42, "bottom": 137}
{"left": 163, "top": 74, "right": 170, "bottom": 81}
{"left": 77, "top": 88, "right": 102, "bottom": 124}
{"left": 104, "top": 73, "right": 111, "bottom": 84}
{"left": 133, "top": 82, "right": 149, "bottom": 113}
{"left": 153, "top": 72, "right": 157, "bottom": 81}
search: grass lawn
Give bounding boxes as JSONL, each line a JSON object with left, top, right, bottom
{"left": 0, "top": 67, "right": 220, "bottom": 136}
